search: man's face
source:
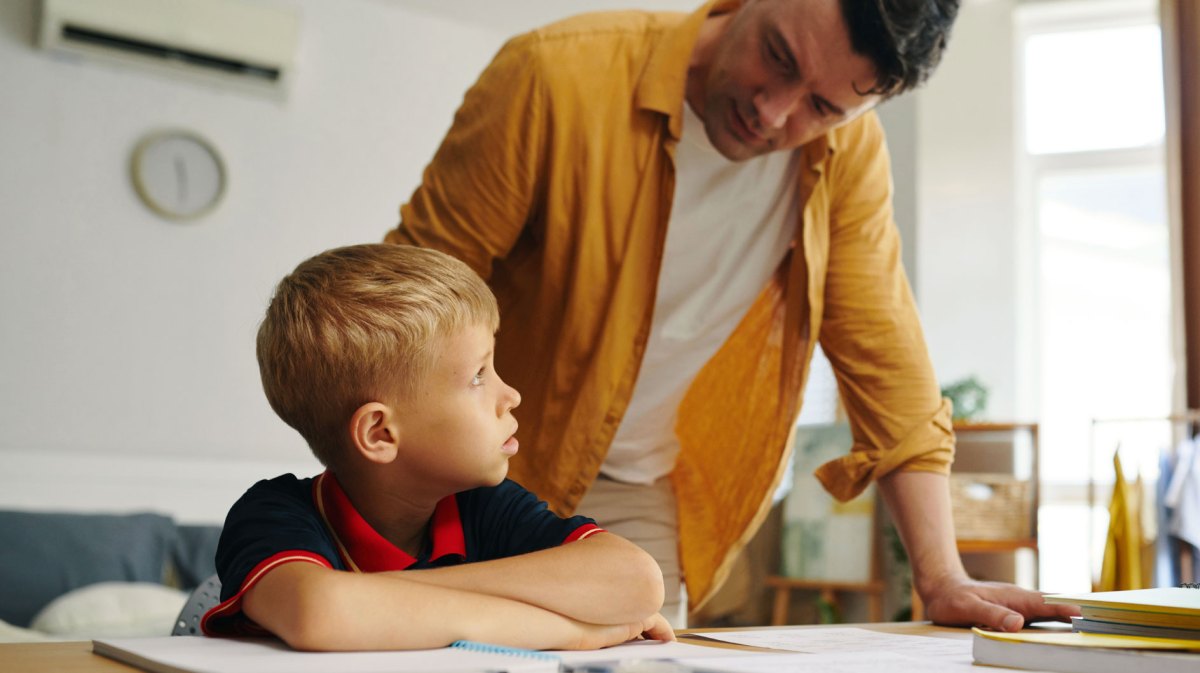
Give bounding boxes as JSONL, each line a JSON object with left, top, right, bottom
{"left": 695, "top": 0, "right": 883, "bottom": 161}
{"left": 392, "top": 322, "right": 522, "bottom": 494}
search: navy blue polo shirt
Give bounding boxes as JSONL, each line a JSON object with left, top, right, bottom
{"left": 202, "top": 471, "right": 601, "bottom": 636}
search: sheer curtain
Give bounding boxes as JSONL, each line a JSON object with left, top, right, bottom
{"left": 1163, "top": 0, "right": 1200, "bottom": 409}
{"left": 1163, "top": 0, "right": 1199, "bottom": 583}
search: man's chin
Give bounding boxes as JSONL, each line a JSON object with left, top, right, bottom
{"left": 712, "top": 135, "right": 761, "bottom": 162}
{"left": 715, "top": 126, "right": 763, "bottom": 161}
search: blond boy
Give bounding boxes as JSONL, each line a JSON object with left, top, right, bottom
{"left": 201, "top": 244, "right": 672, "bottom": 650}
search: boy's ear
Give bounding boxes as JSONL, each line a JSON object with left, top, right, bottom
{"left": 348, "top": 402, "right": 401, "bottom": 465}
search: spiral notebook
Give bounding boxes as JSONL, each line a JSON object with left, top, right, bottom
{"left": 91, "top": 636, "right": 739, "bottom": 673}
{"left": 451, "top": 640, "right": 562, "bottom": 671}
{"left": 92, "top": 636, "right": 562, "bottom": 673}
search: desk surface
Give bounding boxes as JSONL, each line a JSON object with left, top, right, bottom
{"left": 1, "top": 622, "right": 971, "bottom": 672}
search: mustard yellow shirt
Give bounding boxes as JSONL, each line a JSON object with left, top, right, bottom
{"left": 386, "top": 1, "right": 954, "bottom": 610}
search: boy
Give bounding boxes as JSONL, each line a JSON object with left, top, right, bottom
{"left": 201, "top": 244, "right": 673, "bottom": 651}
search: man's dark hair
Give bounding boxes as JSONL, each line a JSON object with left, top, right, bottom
{"left": 840, "top": 0, "right": 961, "bottom": 98}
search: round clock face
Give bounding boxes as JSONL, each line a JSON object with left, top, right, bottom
{"left": 131, "top": 131, "right": 226, "bottom": 221}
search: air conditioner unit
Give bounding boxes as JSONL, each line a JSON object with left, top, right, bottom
{"left": 38, "top": 0, "right": 301, "bottom": 98}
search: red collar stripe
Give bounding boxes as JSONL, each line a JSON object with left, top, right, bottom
{"left": 314, "top": 470, "right": 466, "bottom": 572}
{"left": 429, "top": 490, "right": 466, "bottom": 560}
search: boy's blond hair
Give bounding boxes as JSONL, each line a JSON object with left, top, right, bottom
{"left": 256, "top": 244, "right": 499, "bottom": 465}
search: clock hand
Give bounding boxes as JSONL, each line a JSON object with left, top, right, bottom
{"left": 174, "top": 156, "right": 188, "bottom": 206}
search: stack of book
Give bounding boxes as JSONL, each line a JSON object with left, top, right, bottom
{"left": 972, "top": 586, "right": 1200, "bottom": 673}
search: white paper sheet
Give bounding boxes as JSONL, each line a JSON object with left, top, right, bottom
{"left": 94, "top": 636, "right": 557, "bottom": 673}
{"left": 94, "top": 629, "right": 975, "bottom": 673}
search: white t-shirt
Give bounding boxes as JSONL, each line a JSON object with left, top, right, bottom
{"left": 600, "top": 102, "right": 801, "bottom": 484}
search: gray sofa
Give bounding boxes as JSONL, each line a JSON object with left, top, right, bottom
{"left": 0, "top": 510, "right": 220, "bottom": 640}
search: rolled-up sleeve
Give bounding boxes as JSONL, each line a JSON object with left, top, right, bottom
{"left": 812, "top": 114, "right": 955, "bottom": 502}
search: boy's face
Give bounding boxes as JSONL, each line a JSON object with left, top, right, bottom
{"left": 392, "top": 321, "right": 522, "bottom": 492}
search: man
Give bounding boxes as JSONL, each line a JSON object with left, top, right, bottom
{"left": 386, "top": 0, "right": 1076, "bottom": 630}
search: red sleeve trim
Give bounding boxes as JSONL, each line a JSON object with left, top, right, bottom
{"left": 563, "top": 523, "right": 605, "bottom": 544}
{"left": 200, "top": 550, "right": 332, "bottom": 637}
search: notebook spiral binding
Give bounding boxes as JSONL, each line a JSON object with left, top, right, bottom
{"left": 450, "top": 640, "right": 561, "bottom": 661}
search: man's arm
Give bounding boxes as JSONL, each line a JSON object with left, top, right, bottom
{"left": 817, "top": 114, "right": 1075, "bottom": 630}
{"left": 388, "top": 532, "right": 665, "bottom": 625}
{"left": 878, "top": 471, "right": 1079, "bottom": 630}
{"left": 243, "top": 562, "right": 674, "bottom": 652}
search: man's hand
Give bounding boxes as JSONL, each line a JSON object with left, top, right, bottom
{"left": 877, "top": 471, "right": 1081, "bottom": 632}
{"left": 571, "top": 613, "right": 676, "bottom": 650}
{"left": 921, "top": 575, "right": 1080, "bottom": 632}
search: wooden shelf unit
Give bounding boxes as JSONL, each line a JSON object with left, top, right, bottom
{"left": 951, "top": 421, "right": 1040, "bottom": 551}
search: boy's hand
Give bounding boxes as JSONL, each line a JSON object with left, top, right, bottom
{"left": 572, "top": 613, "right": 676, "bottom": 650}
{"left": 637, "top": 613, "right": 676, "bottom": 642}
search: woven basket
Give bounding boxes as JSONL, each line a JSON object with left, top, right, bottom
{"left": 950, "top": 473, "right": 1032, "bottom": 540}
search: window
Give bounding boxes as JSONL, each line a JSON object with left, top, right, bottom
{"left": 1024, "top": 24, "right": 1165, "bottom": 155}
{"left": 1017, "top": 0, "right": 1172, "bottom": 592}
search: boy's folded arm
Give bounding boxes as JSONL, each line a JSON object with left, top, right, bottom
{"left": 387, "top": 532, "right": 666, "bottom": 624}
{"left": 242, "top": 561, "right": 661, "bottom": 652}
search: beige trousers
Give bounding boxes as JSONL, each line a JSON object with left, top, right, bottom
{"left": 575, "top": 474, "right": 688, "bottom": 628}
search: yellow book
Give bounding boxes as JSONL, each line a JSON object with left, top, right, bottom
{"left": 1045, "top": 587, "right": 1200, "bottom": 630}
{"left": 972, "top": 628, "right": 1200, "bottom": 673}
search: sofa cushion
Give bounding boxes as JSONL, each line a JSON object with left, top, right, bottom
{"left": 30, "top": 581, "right": 187, "bottom": 638}
{"left": 0, "top": 511, "right": 177, "bottom": 627}
{"left": 171, "top": 524, "right": 222, "bottom": 588}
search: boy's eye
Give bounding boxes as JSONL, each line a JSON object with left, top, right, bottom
{"left": 472, "top": 369, "right": 485, "bottom": 386}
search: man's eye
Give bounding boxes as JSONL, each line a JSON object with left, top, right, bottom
{"left": 767, "top": 43, "right": 791, "bottom": 74}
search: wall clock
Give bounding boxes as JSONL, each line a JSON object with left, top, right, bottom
{"left": 130, "top": 130, "right": 227, "bottom": 221}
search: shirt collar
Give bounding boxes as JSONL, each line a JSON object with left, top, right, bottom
{"left": 312, "top": 470, "right": 466, "bottom": 572}
{"left": 807, "top": 131, "right": 836, "bottom": 174}
{"left": 635, "top": 0, "right": 734, "bottom": 141}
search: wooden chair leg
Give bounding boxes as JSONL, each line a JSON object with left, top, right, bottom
{"left": 868, "top": 592, "right": 883, "bottom": 623}
{"left": 771, "top": 586, "right": 791, "bottom": 626}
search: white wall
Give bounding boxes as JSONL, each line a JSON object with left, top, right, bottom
{"left": 877, "top": 95, "right": 920, "bottom": 296}
{"left": 0, "top": 0, "right": 506, "bottom": 523}
{"left": 871, "top": 0, "right": 1021, "bottom": 419}
{"left": 403, "top": 0, "right": 700, "bottom": 36}
{"left": 0, "top": 0, "right": 1023, "bottom": 523}
{"left": 914, "top": 0, "right": 1021, "bottom": 420}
